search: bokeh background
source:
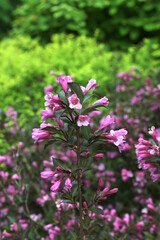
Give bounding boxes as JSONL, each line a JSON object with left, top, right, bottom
{"left": 0, "top": 0, "right": 160, "bottom": 121}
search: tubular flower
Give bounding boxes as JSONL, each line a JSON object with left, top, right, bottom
{"left": 68, "top": 94, "right": 82, "bottom": 109}
{"left": 77, "top": 115, "right": 90, "bottom": 127}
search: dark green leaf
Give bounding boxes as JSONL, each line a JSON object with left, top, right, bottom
{"left": 81, "top": 125, "right": 90, "bottom": 140}
{"left": 82, "top": 94, "right": 93, "bottom": 104}
{"left": 82, "top": 103, "right": 106, "bottom": 115}
{"left": 90, "top": 207, "right": 104, "bottom": 215}
{"left": 44, "top": 139, "right": 59, "bottom": 149}
{"left": 62, "top": 199, "right": 73, "bottom": 204}
{"left": 68, "top": 82, "right": 84, "bottom": 103}
{"left": 52, "top": 158, "right": 68, "bottom": 171}
{"left": 61, "top": 116, "right": 72, "bottom": 124}
{"left": 41, "top": 126, "right": 60, "bottom": 133}
{"left": 58, "top": 90, "right": 68, "bottom": 104}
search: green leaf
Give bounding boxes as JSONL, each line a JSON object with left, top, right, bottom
{"left": 58, "top": 89, "right": 68, "bottom": 104}
{"left": 60, "top": 116, "right": 72, "bottom": 124}
{"left": 82, "top": 103, "right": 106, "bottom": 115}
{"left": 72, "top": 185, "right": 78, "bottom": 198}
{"left": 55, "top": 110, "right": 65, "bottom": 121}
{"left": 68, "top": 82, "right": 84, "bottom": 103}
{"left": 82, "top": 94, "right": 93, "bottom": 104}
{"left": 52, "top": 158, "right": 68, "bottom": 171}
{"left": 7, "top": 216, "right": 15, "bottom": 223}
{"left": 81, "top": 125, "right": 90, "bottom": 140}
{"left": 44, "top": 139, "right": 59, "bottom": 149}
{"left": 41, "top": 126, "right": 60, "bottom": 134}
{"left": 62, "top": 199, "right": 73, "bottom": 204}
{"left": 90, "top": 207, "right": 104, "bottom": 215}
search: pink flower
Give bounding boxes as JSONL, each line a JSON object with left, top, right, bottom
{"left": 10, "top": 222, "right": 19, "bottom": 233}
{"left": 2, "top": 230, "right": 13, "bottom": 238}
{"left": 68, "top": 94, "right": 82, "bottom": 109}
{"left": 57, "top": 75, "right": 73, "bottom": 93}
{"left": 77, "top": 115, "right": 89, "bottom": 127}
{"left": 121, "top": 169, "right": 133, "bottom": 181}
{"left": 84, "top": 79, "right": 99, "bottom": 95}
{"left": 93, "top": 96, "right": 109, "bottom": 107}
{"left": 105, "top": 129, "right": 128, "bottom": 152}
{"left": 44, "top": 85, "right": 53, "bottom": 93}
{"left": 101, "top": 187, "right": 118, "bottom": 197}
{"left": 40, "top": 170, "right": 56, "bottom": 179}
{"left": 97, "top": 178, "right": 104, "bottom": 193}
{"left": 50, "top": 178, "right": 63, "bottom": 192}
{"left": 97, "top": 115, "right": 114, "bottom": 131}
{"left": 19, "top": 219, "right": 29, "bottom": 230}
{"left": 49, "top": 70, "right": 56, "bottom": 75}
{"left": 32, "top": 128, "right": 52, "bottom": 142}
{"left": 11, "top": 174, "right": 20, "bottom": 180}
{"left": 65, "top": 177, "right": 72, "bottom": 189}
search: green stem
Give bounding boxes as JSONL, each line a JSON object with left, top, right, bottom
{"left": 77, "top": 127, "right": 83, "bottom": 240}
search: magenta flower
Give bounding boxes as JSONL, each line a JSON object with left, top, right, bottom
{"left": 10, "top": 222, "right": 19, "bottom": 233}
{"left": 84, "top": 79, "right": 99, "bottom": 95}
{"left": 65, "top": 177, "right": 72, "bottom": 189}
{"left": 57, "top": 75, "right": 73, "bottom": 93}
{"left": 68, "top": 94, "right": 82, "bottom": 109}
{"left": 96, "top": 115, "right": 114, "bottom": 132}
{"left": 105, "top": 129, "right": 128, "bottom": 151}
{"left": 40, "top": 170, "right": 56, "bottom": 179}
{"left": 32, "top": 128, "right": 52, "bottom": 142}
{"left": 100, "top": 187, "right": 118, "bottom": 197}
{"left": 121, "top": 169, "right": 133, "bottom": 181}
{"left": 50, "top": 178, "right": 63, "bottom": 192}
{"left": 44, "top": 85, "right": 53, "bottom": 94}
{"left": 93, "top": 96, "right": 109, "bottom": 107}
{"left": 77, "top": 115, "right": 90, "bottom": 127}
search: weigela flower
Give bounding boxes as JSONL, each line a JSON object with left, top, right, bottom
{"left": 77, "top": 115, "right": 89, "bottom": 127}
{"left": 93, "top": 96, "right": 109, "bottom": 107}
{"left": 68, "top": 94, "right": 82, "bottom": 109}
{"left": 50, "top": 177, "right": 64, "bottom": 192}
{"left": 57, "top": 75, "right": 73, "bottom": 93}
{"left": 83, "top": 79, "right": 99, "bottom": 95}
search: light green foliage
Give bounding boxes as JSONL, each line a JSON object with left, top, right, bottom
{"left": 0, "top": 34, "right": 159, "bottom": 123}
{"left": 11, "top": 0, "right": 160, "bottom": 49}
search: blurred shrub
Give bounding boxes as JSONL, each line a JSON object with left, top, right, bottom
{"left": 12, "top": 0, "right": 160, "bottom": 49}
{"left": 0, "top": 0, "right": 21, "bottom": 39}
{"left": 0, "top": 34, "right": 160, "bottom": 124}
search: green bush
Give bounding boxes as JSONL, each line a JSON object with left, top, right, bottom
{"left": 0, "top": 34, "right": 160, "bottom": 125}
{"left": 12, "top": 0, "right": 160, "bottom": 49}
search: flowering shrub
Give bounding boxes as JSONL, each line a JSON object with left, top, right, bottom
{"left": 0, "top": 70, "right": 160, "bottom": 239}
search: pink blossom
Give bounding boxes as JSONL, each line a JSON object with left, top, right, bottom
{"left": 11, "top": 174, "right": 20, "bottom": 180}
{"left": 84, "top": 79, "right": 99, "bottom": 95}
{"left": 105, "top": 129, "right": 128, "bottom": 151}
{"left": 97, "top": 178, "right": 104, "bottom": 193}
{"left": 50, "top": 178, "right": 63, "bottom": 192}
{"left": 97, "top": 115, "right": 114, "bottom": 131}
{"left": 32, "top": 128, "right": 52, "bottom": 142}
{"left": 57, "top": 75, "right": 73, "bottom": 93}
{"left": 100, "top": 187, "right": 118, "bottom": 197}
{"left": 40, "top": 170, "right": 56, "bottom": 179}
{"left": 121, "top": 169, "right": 133, "bottom": 181}
{"left": 93, "top": 96, "right": 109, "bottom": 107}
{"left": 19, "top": 219, "right": 29, "bottom": 230}
{"left": 10, "top": 222, "right": 19, "bottom": 233}
{"left": 77, "top": 115, "right": 89, "bottom": 127}
{"left": 65, "top": 177, "right": 72, "bottom": 189}
{"left": 2, "top": 230, "right": 13, "bottom": 238}
{"left": 44, "top": 85, "right": 53, "bottom": 93}
{"left": 68, "top": 94, "right": 82, "bottom": 109}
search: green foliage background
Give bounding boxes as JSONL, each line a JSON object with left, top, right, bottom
{"left": 0, "top": 34, "right": 160, "bottom": 125}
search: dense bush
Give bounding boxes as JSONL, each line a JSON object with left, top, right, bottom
{"left": 0, "top": 34, "right": 160, "bottom": 126}
{"left": 0, "top": 71, "right": 160, "bottom": 239}
{"left": 12, "top": 0, "right": 160, "bottom": 49}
